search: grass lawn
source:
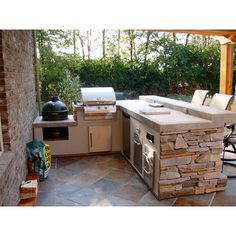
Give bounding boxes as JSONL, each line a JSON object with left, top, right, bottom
{"left": 167, "top": 95, "right": 192, "bottom": 102}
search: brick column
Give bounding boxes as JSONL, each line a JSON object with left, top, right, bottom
{"left": 0, "top": 30, "right": 11, "bottom": 151}
{"left": 0, "top": 30, "right": 37, "bottom": 205}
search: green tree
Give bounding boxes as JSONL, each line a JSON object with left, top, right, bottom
{"left": 36, "top": 30, "right": 81, "bottom": 110}
{"left": 36, "top": 29, "right": 223, "bottom": 107}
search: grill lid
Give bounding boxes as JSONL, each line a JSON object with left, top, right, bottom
{"left": 42, "top": 96, "right": 68, "bottom": 121}
{"left": 80, "top": 87, "right": 116, "bottom": 105}
{"left": 42, "top": 96, "right": 68, "bottom": 112}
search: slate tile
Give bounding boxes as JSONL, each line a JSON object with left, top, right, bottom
{"left": 68, "top": 188, "right": 105, "bottom": 206}
{"left": 56, "top": 182, "right": 81, "bottom": 199}
{"left": 137, "top": 191, "right": 174, "bottom": 206}
{"left": 36, "top": 192, "right": 56, "bottom": 206}
{"left": 38, "top": 177, "right": 56, "bottom": 193}
{"left": 96, "top": 195, "right": 136, "bottom": 206}
{"left": 55, "top": 196, "right": 81, "bottom": 206}
{"left": 173, "top": 197, "right": 207, "bottom": 206}
{"left": 104, "top": 169, "right": 134, "bottom": 184}
{"left": 69, "top": 172, "right": 102, "bottom": 188}
{"left": 55, "top": 168, "right": 77, "bottom": 182}
{"left": 112, "top": 183, "right": 149, "bottom": 203}
{"left": 173, "top": 193, "right": 214, "bottom": 206}
{"left": 90, "top": 178, "right": 121, "bottom": 195}
{"left": 211, "top": 191, "right": 236, "bottom": 206}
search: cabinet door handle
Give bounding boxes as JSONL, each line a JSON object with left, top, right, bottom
{"left": 143, "top": 167, "right": 151, "bottom": 175}
{"left": 90, "top": 133, "right": 93, "bottom": 148}
{"left": 133, "top": 139, "right": 141, "bottom": 146}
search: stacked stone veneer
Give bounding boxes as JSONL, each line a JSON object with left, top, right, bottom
{"left": 158, "top": 127, "right": 227, "bottom": 199}
{"left": 0, "top": 30, "right": 37, "bottom": 205}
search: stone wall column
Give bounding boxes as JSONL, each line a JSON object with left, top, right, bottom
{"left": 0, "top": 30, "right": 37, "bottom": 205}
{"left": 0, "top": 30, "right": 11, "bottom": 151}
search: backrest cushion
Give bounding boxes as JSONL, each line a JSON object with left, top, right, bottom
{"left": 209, "top": 93, "right": 234, "bottom": 110}
{"left": 191, "top": 90, "right": 209, "bottom": 105}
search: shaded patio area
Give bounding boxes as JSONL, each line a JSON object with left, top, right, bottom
{"left": 36, "top": 153, "right": 236, "bottom": 206}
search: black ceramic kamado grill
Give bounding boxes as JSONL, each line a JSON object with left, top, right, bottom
{"left": 42, "top": 96, "right": 68, "bottom": 121}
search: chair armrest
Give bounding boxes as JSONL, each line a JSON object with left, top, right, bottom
{"left": 226, "top": 122, "right": 236, "bottom": 137}
{"left": 226, "top": 122, "right": 236, "bottom": 130}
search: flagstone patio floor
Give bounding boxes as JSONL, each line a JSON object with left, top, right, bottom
{"left": 36, "top": 153, "right": 236, "bottom": 206}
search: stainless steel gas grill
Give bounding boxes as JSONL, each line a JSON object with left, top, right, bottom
{"left": 80, "top": 87, "right": 116, "bottom": 120}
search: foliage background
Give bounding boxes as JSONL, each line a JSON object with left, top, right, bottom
{"left": 36, "top": 30, "right": 225, "bottom": 109}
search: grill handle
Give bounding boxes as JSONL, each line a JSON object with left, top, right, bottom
{"left": 143, "top": 166, "right": 151, "bottom": 175}
{"left": 90, "top": 133, "right": 93, "bottom": 148}
{"left": 143, "top": 153, "right": 152, "bottom": 175}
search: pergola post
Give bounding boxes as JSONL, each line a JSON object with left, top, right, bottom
{"left": 219, "top": 40, "right": 234, "bottom": 95}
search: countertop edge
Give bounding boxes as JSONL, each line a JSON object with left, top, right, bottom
{"left": 32, "top": 115, "right": 77, "bottom": 128}
{"left": 117, "top": 100, "right": 225, "bottom": 132}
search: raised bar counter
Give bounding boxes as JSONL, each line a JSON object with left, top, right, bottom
{"left": 117, "top": 100, "right": 215, "bottom": 132}
{"left": 139, "top": 95, "right": 236, "bottom": 123}
{"left": 117, "top": 96, "right": 236, "bottom": 132}
{"left": 117, "top": 96, "right": 236, "bottom": 200}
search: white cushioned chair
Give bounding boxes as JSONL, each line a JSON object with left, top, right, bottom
{"left": 209, "top": 93, "right": 236, "bottom": 178}
{"left": 222, "top": 121, "right": 236, "bottom": 178}
{"left": 209, "top": 93, "right": 234, "bottom": 110}
{"left": 191, "top": 89, "right": 209, "bottom": 105}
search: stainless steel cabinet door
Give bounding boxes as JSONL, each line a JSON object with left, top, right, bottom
{"left": 89, "top": 125, "right": 112, "bottom": 152}
{"left": 122, "top": 112, "right": 130, "bottom": 160}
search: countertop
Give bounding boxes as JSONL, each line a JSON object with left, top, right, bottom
{"left": 32, "top": 115, "right": 77, "bottom": 128}
{"left": 117, "top": 98, "right": 236, "bottom": 132}
{"left": 41, "top": 96, "right": 236, "bottom": 132}
{"left": 139, "top": 95, "right": 236, "bottom": 123}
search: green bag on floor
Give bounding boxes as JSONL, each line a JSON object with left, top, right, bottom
{"left": 26, "top": 139, "right": 51, "bottom": 181}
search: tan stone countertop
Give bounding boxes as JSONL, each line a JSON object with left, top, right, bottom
{"left": 117, "top": 99, "right": 235, "bottom": 132}
{"left": 32, "top": 115, "right": 77, "bottom": 128}
{"left": 139, "top": 95, "right": 236, "bottom": 123}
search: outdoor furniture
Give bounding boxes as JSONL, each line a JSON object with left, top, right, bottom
{"left": 191, "top": 89, "right": 209, "bottom": 105}
{"left": 209, "top": 93, "right": 234, "bottom": 110}
{"left": 209, "top": 93, "right": 236, "bottom": 178}
{"left": 222, "top": 121, "right": 236, "bottom": 178}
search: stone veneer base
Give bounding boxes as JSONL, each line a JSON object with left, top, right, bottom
{"left": 158, "top": 127, "right": 227, "bottom": 200}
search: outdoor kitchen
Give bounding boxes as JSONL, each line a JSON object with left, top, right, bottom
{"left": 32, "top": 87, "right": 236, "bottom": 201}
{"left": 33, "top": 88, "right": 122, "bottom": 156}
{"left": 1, "top": 4, "right": 236, "bottom": 235}
{"left": 2, "top": 30, "right": 236, "bottom": 208}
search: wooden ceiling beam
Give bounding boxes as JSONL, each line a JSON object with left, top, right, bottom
{"left": 149, "top": 30, "right": 236, "bottom": 42}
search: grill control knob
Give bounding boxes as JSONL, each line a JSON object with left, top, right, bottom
{"left": 105, "top": 106, "right": 107, "bottom": 109}
{"left": 135, "top": 126, "right": 140, "bottom": 134}
{"left": 98, "top": 106, "right": 101, "bottom": 109}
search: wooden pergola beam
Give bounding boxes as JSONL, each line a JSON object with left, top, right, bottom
{"left": 152, "top": 30, "right": 236, "bottom": 42}
{"left": 219, "top": 41, "right": 234, "bottom": 95}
